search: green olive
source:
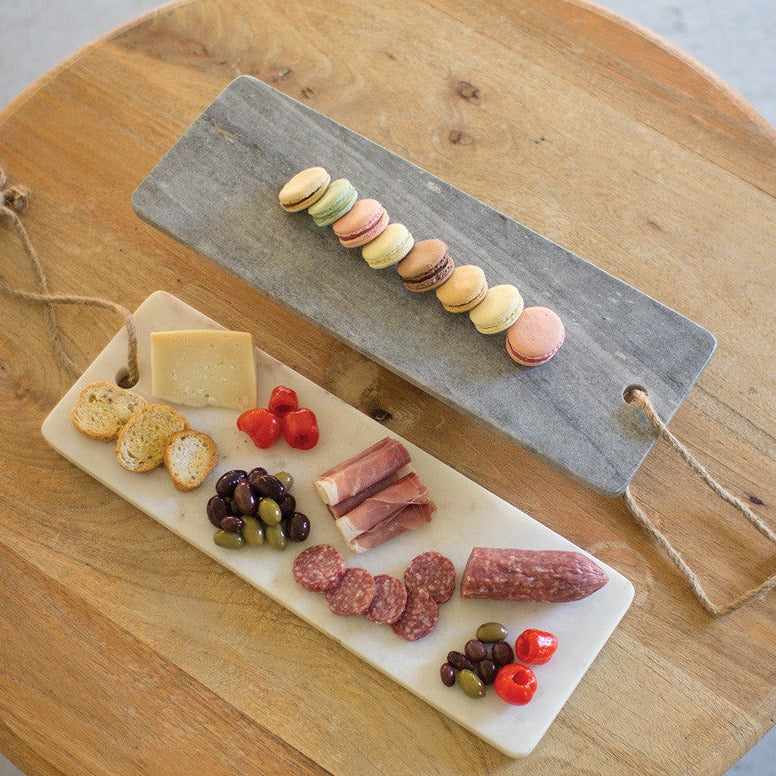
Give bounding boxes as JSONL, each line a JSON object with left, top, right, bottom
{"left": 274, "top": 471, "right": 294, "bottom": 491}
{"left": 265, "top": 522, "right": 287, "bottom": 551}
{"left": 241, "top": 516, "right": 265, "bottom": 547}
{"left": 214, "top": 529, "right": 245, "bottom": 549}
{"left": 259, "top": 497, "right": 283, "bottom": 525}
{"left": 456, "top": 668, "right": 486, "bottom": 698}
{"left": 476, "top": 622, "right": 509, "bottom": 643}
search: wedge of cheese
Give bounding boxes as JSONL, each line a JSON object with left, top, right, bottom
{"left": 150, "top": 329, "right": 257, "bottom": 411}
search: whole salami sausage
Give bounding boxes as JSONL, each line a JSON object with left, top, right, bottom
{"left": 325, "top": 567, "right": 377, "bottom": 616}
{"left": 364, "top": 574, "right": 408, "bottom": 624}
{"left": 403, "top": 551, "right": 456, "bottom": 603}
{"left": 459, "top": 547, "right": 608, "bottom": 603}
{"left": 292, "top": 544, "right": 346, "bottom": 592}
{"left": 391, "top": 587, "right": 439, "bottom": 641}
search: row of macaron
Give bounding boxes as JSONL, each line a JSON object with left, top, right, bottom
{"left": 277, "top": 166, "right": 565, "bottom": 366}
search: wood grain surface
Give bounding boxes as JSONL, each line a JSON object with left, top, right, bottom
{"left": 1, "top": 1, "right": 774, "bottom": 774}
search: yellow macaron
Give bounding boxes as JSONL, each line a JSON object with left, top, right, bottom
{"left": 469, "top": 284, "right": 524, "bottom": 333}
{"left": 362, "top": 223, "right": 414, "bottom": 268}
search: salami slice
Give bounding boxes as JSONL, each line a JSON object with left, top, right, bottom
{"left": 404, "top": 551, "right": 456, "bottom": 603}
{"left": 292, "top": 544, "right": 346, "bottom": 592}
{"left": 325, "top": 567, "right": 377, "bottom": 616}
{"left": 391, "top": 587, "right": 438, "bottom": 641}
{"left": 364, "top": 574, "right": 408, "bottom": 624}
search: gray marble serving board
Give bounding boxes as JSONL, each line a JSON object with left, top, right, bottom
{"left": 132, "top": 75, "right": 715, "bottom": 497}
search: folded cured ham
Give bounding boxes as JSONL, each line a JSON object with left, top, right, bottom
{"left": 314, "top": 437, "right": 411, "bottom": 506}
{"left": 350, "top": 502, "right": 435, "bottom": 553}
{"left": 314, "top": 437, "right": 435, "bottom": 552}
{"left": 334, "top": 472, "right": 429, "bottom": 542}
{"left": 326, "top": 471, "right": 406, "bottom": 519}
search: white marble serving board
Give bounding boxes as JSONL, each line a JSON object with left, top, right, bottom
{"left": 41, "top": 291, "right": 633, "bottom": 758}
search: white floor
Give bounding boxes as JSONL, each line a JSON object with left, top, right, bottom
{"left": 0, "top": 1, "right": 773, "bottom": 774}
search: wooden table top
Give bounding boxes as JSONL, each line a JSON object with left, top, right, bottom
{"left": 1, "top": 1, "right": 774, "bottom": 774}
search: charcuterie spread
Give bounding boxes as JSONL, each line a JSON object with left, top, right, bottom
{"left": 279, "top": 166, "right": 565, "bottom": 366}
{"left": 41, "top": 290, "right": 634, "bottom": 757}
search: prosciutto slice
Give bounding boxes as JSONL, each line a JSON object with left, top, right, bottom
{"left": 335, "top": 472, "right": 429, "bottom": 542}
{"left": 327, "top": 468, "right": 409, "bottom": 519}
{"left": 314, "top": 437, "right": 411, "bottom": 505}
{"left": 350, "top": 502, "right": 435, "bottom": 554}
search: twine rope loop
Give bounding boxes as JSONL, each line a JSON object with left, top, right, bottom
{"left": 1, "top": 167, "right": 139, "bottom": 386}
{"left": 623, "top": 386, "right": 776, "bottom": 616}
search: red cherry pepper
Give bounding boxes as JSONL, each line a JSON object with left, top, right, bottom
{"left": 236, "top": 408, "right": 282, "bottom": 449}
{"left": 268, "top": 385, "right": 299, "bottom": 418}
{"left": 514, "top": 629, "right": 558, "bottom": 665}
{"left": 282, "top": 407, "right": 319, "bottom": 450}
{"left": 493, "top": 663, "right": 538, "bottom": 705}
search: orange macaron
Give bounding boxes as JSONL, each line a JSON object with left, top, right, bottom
{"left": 435, "top": 265, "right": 488, "bottom": 312}
{"left": 278, "top": 166, "right": 331, "bottom": 212}
{"left": 505, "top": 306, "right": 565, "bottom": 366}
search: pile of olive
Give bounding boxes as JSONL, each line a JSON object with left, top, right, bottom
{"left": 206, "top": 467, "right": 310, "bottom": 551}
{"left": 440, "top": 622, "right": 515, "bottom": 699}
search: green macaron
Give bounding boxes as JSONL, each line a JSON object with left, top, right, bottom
{"left": 308, "top": 178, "right": 358, "bottom": 226}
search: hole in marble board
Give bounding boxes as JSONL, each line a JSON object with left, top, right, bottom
{"left": 115, "top": 367, "right": 139, "bottom": 389}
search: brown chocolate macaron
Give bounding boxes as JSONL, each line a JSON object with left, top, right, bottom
{"left": 396, "top": 238, "right": 454, "bottom": 292}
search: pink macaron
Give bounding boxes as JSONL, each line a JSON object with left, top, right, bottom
{"left": 505, "top": 306, "right": 565, "bottom": 366}
{"left": 332, "top": 198, "right": 389, "bottom": 248}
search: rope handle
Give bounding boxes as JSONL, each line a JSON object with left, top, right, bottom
{"left": 1, "top": 167, "right": 139, "bottom": 386}
{"left": 623, "top": 386, "right": 776, "bottom": 616}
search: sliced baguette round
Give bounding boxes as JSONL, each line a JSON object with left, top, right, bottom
{"left": 71, "top": 381, "right": 148, "bottom": 441}
{"left": 164, "top": 430, "right": 218, "bottom": 492}
{"left": 114, "top": 403, "right": 189, "bottom": 472}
